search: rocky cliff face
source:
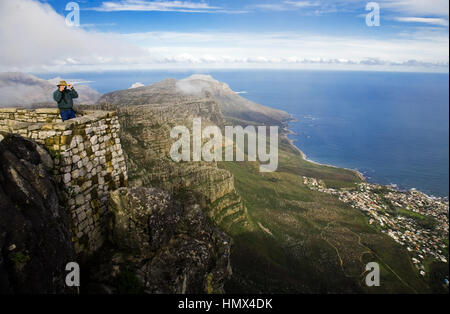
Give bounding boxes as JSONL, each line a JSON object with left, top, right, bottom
{"left": 0, "top": 108, "right": 129, "bottom": 257}
{"left": 84, "top": 187, "right": 231, "bottom": 293}
{"left": 0, "top": 74, "right": 271, "bottom": 293}
{"left": 118, "top": 101, "right": 249, "bottom": 231}
{"left": 94, "top": 75, "right": 292, "bottom": 232}
{"left": 87, "top": 96, "right": 250, "bottom": 232}
{"left": 0, "top": 132, "right": 233, "bottom": 294}
{"left": 0, "top": 134, "right": 76, "bottom": 293}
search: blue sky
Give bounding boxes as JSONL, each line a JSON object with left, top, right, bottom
{"left": 0, "top": 0, "right": 448, "bottom": 72}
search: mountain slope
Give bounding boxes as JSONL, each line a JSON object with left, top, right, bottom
{"left": 93, "top": 74, "right": 432, "bottom": 293}
{"left": 97, "top": 74, "right": 291, "bottom": 125}
{"left": 0, "top": 135, "right": 76, "bottom": 293}
{"left": 220, "top": 141, "right": 431, "bottom": 293}
{"left": 84, "top": 98, "right": 250, "bottom": 233}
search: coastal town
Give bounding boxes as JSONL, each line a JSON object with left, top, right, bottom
{"left": 302, "top": 177, "right": 449, "bottom": 277}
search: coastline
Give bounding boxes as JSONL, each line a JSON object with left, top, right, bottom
{"left": 281, "top": 121, "right": 366, "bottom": 182}
{"left": 282, "top": 116, "right": 449, "bottom": 200}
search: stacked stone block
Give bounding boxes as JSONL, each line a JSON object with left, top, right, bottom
{"left": 0, "top": 108, "right": 128, "bottom": 256}
{"left": 0, "top": 108, "right": 62, "bottom": 124}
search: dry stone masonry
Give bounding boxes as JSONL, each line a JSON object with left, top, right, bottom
{"left": 0, "top": 108, "right": 128, "bottom": 256}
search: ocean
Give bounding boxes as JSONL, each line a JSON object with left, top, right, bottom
{"left": 35, "top": 70, "right": 450, "bottom": 197}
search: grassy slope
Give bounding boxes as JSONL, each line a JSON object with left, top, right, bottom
{"left": 219, "top": 136, "right": 431, "bottom": 293}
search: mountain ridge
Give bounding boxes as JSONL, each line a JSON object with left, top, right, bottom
{"left": 97, "top": 74, "right": 291, "bottom": 126}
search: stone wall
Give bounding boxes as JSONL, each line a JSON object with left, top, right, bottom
{"left": 0, "top": 108, "right": 62, "bottom": 124}
{"left": 0, "top": 108, "right": 128, "bottom": 256}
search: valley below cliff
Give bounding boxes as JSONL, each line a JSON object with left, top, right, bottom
{"left": 0, "top": 74, "right": 447, "bottom": 294}
{"left": 91, "top": 75, "right": 447, "bottom": 293}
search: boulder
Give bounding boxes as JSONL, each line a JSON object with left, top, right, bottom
{"left": 0, "top": 134, "right": 75, "bottom": 293}
{"left": 92, "top": 187, "right": 232, "bottom": 294}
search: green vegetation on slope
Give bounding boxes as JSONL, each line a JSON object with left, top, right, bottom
{"left": 396, "top": 208, "right": 438, "bottom": 230}
{"left": 219, "top": 136, "right": 431, "bottom": 293}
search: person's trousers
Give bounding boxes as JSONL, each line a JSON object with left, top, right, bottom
{"left": 60, "top": 109, "right": 76, "bottom": 122}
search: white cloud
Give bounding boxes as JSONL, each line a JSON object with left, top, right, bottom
{"left": 0, "top": 0, "right": 447, "bottom": 73}
{"left": 129, "top": 82, "right": 145, "bottom": 88}
{"left": 394, "top": 17, "right": 449, "bottom": 26}
{"left": 382, "top": 0, "right": 449, "bottom": 26}
{"left": 284, "top": 1, "right": 321, "bottom": 8}
{"left": 251, "top": 0, "right": 320, "bottom": 11}
{"left": 306, "top": 0, "right": 449, "bottom": 17}
{"left": 249, "top": 3, "right": 288, "bottom": 11}
{"left": 90, "top": 0, "right": 247, "bottom": 14}
{"left": 257, "top": 0, "right": 449, "bottom": 21}
{"left": 92, "top": 0, "right": 219, "bottom": 12}
{"left": 0, "top": 0, "right": 147, "bottom": 72}
{"left": 126, "top": 30, "right": 448, "bottom": 65}
{"left": 80, "top": 23, "right": 117, "bottom": 28}
{"left": 175, "top": 74, "right": 234, "bottom": 94}
{"left": 382, "top": 0, "right": 449, "bottom": 17}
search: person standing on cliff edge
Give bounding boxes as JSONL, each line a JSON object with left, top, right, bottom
{"left": 53, "top": 80, "right": 78, "bottom": 122}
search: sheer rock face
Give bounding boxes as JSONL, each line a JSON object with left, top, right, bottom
{"left": 120, "top": 102, "right": 249, "bottom": 231}
{"left": 0, "top": 134, "right": 232, "bottom": 294}
{"left": 109, "top": 187, "right": 179, "bottom": 255}
{"left": 91, "top": 187, "right": 232, "bottom": 294}
{"left": 0, "top": 134, "right": 75, "bottom": 293}
{"left": 86, "top": 99, "right": 250, "bottom": 231}
{"left": 93, "top": 74, "right": 287, "bottom": 231}
{"left": 0, "top": 109, "right": 129, "bottom": 257}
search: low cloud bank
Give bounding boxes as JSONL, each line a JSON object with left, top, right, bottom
{"left": 0, "top": 0, "right": 448, "bottom": 73}
{"left": 0, "top": 72, "right": 101, "bottom": 107}
{"left": 129, "top": 82, "right": 145, "bottom": 89}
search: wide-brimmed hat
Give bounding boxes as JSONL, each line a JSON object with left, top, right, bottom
{"left": 57, "top": 80, "right": 68, "bottom": 87}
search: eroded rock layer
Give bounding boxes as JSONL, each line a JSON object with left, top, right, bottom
{"left": 85, "top": 187, "right": 232, "bottom": 294}
{"left": 0, "top": 134, "right": 75, "bottom": 293}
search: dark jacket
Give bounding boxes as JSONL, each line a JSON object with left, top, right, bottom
{"left": 53, "top": 88, "right": 78, "bottom": 110}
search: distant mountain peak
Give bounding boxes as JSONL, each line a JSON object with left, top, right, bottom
{"left": 97, "top": 74, "right": 291, "bottom": 125}
{"left": 176, "top": 74, "right": 233, "bottom": 95}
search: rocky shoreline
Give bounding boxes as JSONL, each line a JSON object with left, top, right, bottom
{"left": 281, "top": 113, "right": 449, "bottom": 201}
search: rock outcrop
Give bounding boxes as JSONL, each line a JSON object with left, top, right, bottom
{"left": 0, "top": 128, "right": 232, "bottom": 293}
{"left": 95, "top": 101, "right": 250, "bottom": 232}
{"left": 85, "top": 187, "right": 232, "bottom": 294}
{"left": 0, "top": 131, "right": 233, "bottom": 294}
{"left": 92, "top": 77, "right": 262, "bottom": 232}
{"left": 0, "top": 134, "right": 75, "bottom": 293}
{"left": 0, "top": 108, "right": 129, "bottom": 256}
{"left": 0, "top": 75, "right": 269, "bottom": 293}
